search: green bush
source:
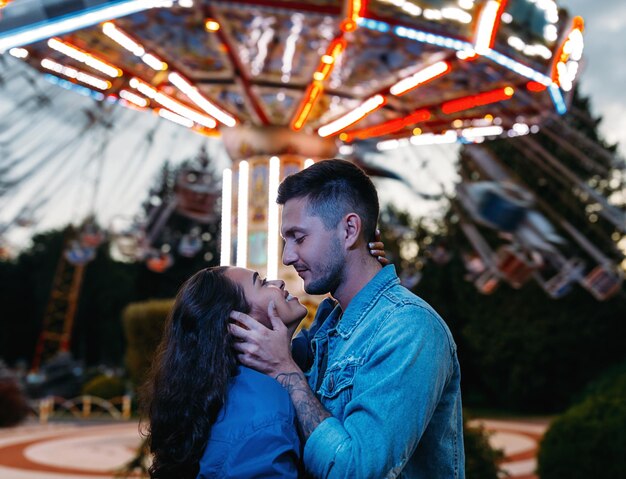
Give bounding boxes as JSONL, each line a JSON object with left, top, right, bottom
{"left": 463, "top": 419, "right": 503, "bottom": 479}
{"left": 538, "top": 396, "right": 626, "bottom": 479}
{"left": 122, "top": 299, "right": 173, "bottom": 388}
{"left": 573, "top": 358, "right": 626, "bottom": 404}
{"left": 81, "top": 374, "right": 126, "bottom": 399}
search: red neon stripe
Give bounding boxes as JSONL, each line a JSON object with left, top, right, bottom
{"left": 346, "top": 108, "right": 430, "bottom": 140}
{"left": 441, "top": 87, "right": 513, "bottom": 115}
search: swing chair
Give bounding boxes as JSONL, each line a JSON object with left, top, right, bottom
{"left": 146, "top": 250, "right": 174, "bottom": 273}
{"left": 495, "top": 245, "right": 539, "bottom": 289}
{"left": 175, "top": 168, "right": 220, "bottom": 224}
{"left": 178, "top": 229, "right": 202, "bottom": 258}
{"left": 580, "top": 264, "right": 623, "bottom": 301}
{"left": 64, "top": 240, "right": 96, "bottom": 266}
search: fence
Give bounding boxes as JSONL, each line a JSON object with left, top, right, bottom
{"left": 30, "top": 394, "right": 133, "bottom": 424}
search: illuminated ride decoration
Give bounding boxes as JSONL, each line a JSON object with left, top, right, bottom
{"left": 2, "top": 0, "right": 601, "bottom": 303}
{"left": 1, "top": 0, "right": 584, "bottom": 149}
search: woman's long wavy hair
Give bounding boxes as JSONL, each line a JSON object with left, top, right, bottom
{"left": 140, "top": 266, "right": 250, "bottom": 478}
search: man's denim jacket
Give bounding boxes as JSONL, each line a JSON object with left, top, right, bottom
{"left": 292, "top": 265, "right": 465, "bottom": 478}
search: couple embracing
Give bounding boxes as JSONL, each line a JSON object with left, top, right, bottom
{"left": 143, "top": 159, "right": 465, "bottom": 478}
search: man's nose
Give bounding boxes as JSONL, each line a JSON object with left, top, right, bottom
{"left": 282, "top": 243, "right": 296, "bottom": 266}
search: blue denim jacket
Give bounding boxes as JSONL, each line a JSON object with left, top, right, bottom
{"left": 197, "top": 366, "right": 301, "bottom": 478}
{"left": 293, "top": 265, "right": 465, "bottom": 478}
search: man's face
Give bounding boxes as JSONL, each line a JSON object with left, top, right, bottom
{"left": 281, "top": 197, "right": 345, "bottom": 296}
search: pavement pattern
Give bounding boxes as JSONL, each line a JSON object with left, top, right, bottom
{"left": 0, "top": 418, "right": 549, "bottom": 478}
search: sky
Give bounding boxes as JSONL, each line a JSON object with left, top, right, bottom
{"left": 0, "top": 0, "right": 624, "bottom": 251}
{"left": 559, "top": 0, "right": 626, "bottom": 157}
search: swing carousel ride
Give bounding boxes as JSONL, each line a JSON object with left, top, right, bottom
{"left": 0, "top": 0, "right": 624, "bottom": 307}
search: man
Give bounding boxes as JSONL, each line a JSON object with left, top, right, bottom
{"left": 229, "top": 159, "right": 465, "bottom": 478}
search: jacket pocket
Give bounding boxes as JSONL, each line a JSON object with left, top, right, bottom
{"left": 318, "top": 358, "right": 361, "bottom": 417}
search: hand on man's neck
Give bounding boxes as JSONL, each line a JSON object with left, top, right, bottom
{"left": 333, "top": 249, "right": 383, "bottom": 311}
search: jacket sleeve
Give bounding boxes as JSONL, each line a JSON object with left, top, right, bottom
{"left": 221, "top": 419, "right": 301, "bottom": 479}
{"left": 303, "top": 305, "right": 454, "bottom": 479}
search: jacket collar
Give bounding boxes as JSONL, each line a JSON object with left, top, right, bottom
{"left": 335, "top": 265, "right": 399, "bottom": 339}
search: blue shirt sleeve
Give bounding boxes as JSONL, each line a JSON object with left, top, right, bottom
{"left": 220, "top": 419, "right": 301, "bottom": 479}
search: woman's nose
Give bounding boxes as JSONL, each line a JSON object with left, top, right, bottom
{"left": 268, "top": 279, "right": 285, "bottom": 290}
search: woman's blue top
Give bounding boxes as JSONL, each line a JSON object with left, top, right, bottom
{"left": 196, "top": 365, "right": 301, "bottom": 478}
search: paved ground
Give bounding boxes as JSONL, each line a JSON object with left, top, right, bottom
{"left": 0, "top": 418, "right": 548, "bottom": 478}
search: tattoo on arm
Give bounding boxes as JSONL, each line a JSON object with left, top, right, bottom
{"left": 275, "top": 372, "right": 332, "bottom": 441}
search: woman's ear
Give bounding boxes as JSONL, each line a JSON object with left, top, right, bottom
{"left": 343, "top": 213, "right": 362, "bottom": 249}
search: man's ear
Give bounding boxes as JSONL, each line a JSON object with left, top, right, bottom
{"left": 343, "top": 213, "right": 362, "bottom": 249}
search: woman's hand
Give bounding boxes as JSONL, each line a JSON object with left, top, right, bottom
{"left": 369, "top": 229, "right": 389, "bottom": 266}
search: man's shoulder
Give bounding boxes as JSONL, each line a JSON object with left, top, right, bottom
{"left": 374, "top": 286, "right": 456, "bottom": 348}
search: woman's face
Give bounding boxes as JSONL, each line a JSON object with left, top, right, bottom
{"left": 225, "top": 267, "right": 307, "bottom": 328}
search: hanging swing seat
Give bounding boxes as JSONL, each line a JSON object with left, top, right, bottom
{"left": 581, "top": 265, "right": 623, "bottom": 301}
{"left": 495, "top": 245, "right": 538, "bottom": 288}
{"left": 175, "top": 169, "right": 219, "bottom": 223}
{"left": 146, "top": 251, "right": 174, "bottom": 273}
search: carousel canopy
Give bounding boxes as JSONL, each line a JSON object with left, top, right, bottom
{"left": 0, "top": 0, "right": 584, "bottom": 148}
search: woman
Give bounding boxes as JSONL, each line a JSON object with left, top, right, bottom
{"left": 141, "top": 266, "right": 307, "bottom": 479}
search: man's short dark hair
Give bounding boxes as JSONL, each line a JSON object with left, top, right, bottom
{"left": 277, "top": 159, "right": 379, "bottom": 242}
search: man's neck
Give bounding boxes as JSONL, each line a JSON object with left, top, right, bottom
{"left": 333, "top": 253, "right": 382, "bottom": 311}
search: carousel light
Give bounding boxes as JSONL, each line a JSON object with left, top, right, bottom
{"left": 157, "top": 108, "right": 194, "bottom": 127}
{"left": 461, "top": 125, "right": 503, "bottom": 139}
{"left": 291, "top": 81, "right": 323, "bottom": 130}
{"left": 410, "top": 131, "right": 457, "bottom": 145}
{"left": 441, "top": 8, "right": 472, "bottom": 24}
{"left": 552, "top": 17, "right": 585, "bottom": 92}
{"left": 358, "top": 18, "right": 390, "bottom": 33}
{"left": 119, "top": 89, "right": 148, "bottom": 107}
{"left": 474, "top": 0, "right": 506, "bottom": 55}
{"left": 377, "top": 138, "right": 411, "bottom": 151}
{"left": 236, "top": 161, "right": 249, "bottom": 268}
{"left": 0, "top": 0, "right": 161, "bottom": 51}
{"left": 47, "top": 38, "right": 122, "bottom": 78}
{"left": 458, "top": 0, "right": 474, "bottom": 10}
{"left": 130, "top": 77, "right": 217, "bottom": 128}
{"left": 220, "top": 168, "right": 232, "bottom": 266}
{"left": 318, "top": 95, "right": 386, "bottom": 138}
{"left": 44, "top": 73, "right": 105, "bottom": 101}
{"left": 102, "top": 22, "right": 145, "bottom": 56}
{"left": 204, "top": 19, "right": 220, "bottom": 32}
{"left": 548, "top": 83, "right": 567, "bottom": 114}
{"left": 313, "top": 38, "right": 346, "bottom": 82}
{"left": 442, "top": 87, "right": 514, "bottom": 114}
{"left": 168, "top": 72, "right": 237, "bottom": 127}
{"left": 482, "top": 48, "right": 552, "bottom": 85}
{"left": 390, "top": 61, "right": 451, "bottom": 96}
{"left": 41, "top": 58, "right": 112, "bottom": 90}
{"left": 103, "top": 22, "right": 167, "bottom": 71}
{"left": 267, "top": 156, "right": 281, "bottom": 280}
{"left": 9, "top": 48, "right": 28, "bottom": 59}
{"left": 345, "top": 109, "right": 431, "bottom": 140}
{"left": 141, "top": 53, "right": 168, "bottom": 71}
{"left": 393, "top": 25, "right": 472, "bottom": 51}
{"left": 402, "top": 3, "right": 422, "bottom": 17}
{"left": 341, "top": 0, "right": 364, "bottom": 32}
{"left": 304, "top": 158, "right": 315, "bottom": 168}
{"left": 501, "top": 12, "right": 513, "bottom": 23}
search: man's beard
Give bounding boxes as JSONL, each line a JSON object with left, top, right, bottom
{"left": 304, "top": 239, "right": 344, "bottom": 296}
